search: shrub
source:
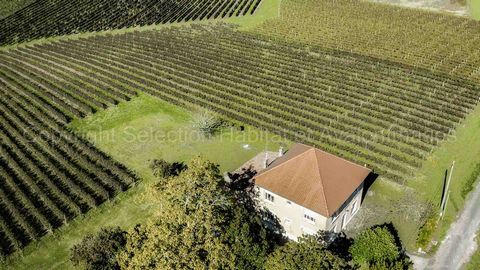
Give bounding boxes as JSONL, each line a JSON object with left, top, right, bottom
{"left": 461, "top": 162, "right": 480, "bottom": 199}
{"left": 70, "top": 227, "right": 127, "bottom": 270}
{"left": 192, "top": 110, "right": 223, "bottom": 136}
{"left": 350, "top": 225, "right": 411, "bottom": 269}
{"left": 265, "top": 235, "right": 349, "bottom": 270}
{"left": 350, "top": 226, "right": 399, "bottom": 266}
{"left": 150, "top": 158, "right": 186, "bottom": 179}
{"left": 416, "top": 205, "right": 438, "bottom": 250}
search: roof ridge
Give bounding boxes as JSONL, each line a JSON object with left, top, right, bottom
{"left": 254, "top": 145, "right": 311, "bottom": 179}
{"left": 313, "top": 150, "right": 330, "bottom": 216}
{"left": 314, "top": 147, "right": 371, "bottom": 172}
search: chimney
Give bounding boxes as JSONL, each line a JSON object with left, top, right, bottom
{"left": 278, "top": 146, "right": 284, "bottom": 157}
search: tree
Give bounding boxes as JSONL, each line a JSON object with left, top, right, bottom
{"left": 265, "top": 235, "right": 349, "bottom": 270}
{"left": 70, "top": 227, "right": 127, "bottom": 270}
{"left": 192, "top": 110, "right": 223, "bottom": 137}
{"left": 118, "top": 157, "right": 272, "bottom": 269}
{"left": 349, "top": 225, "right": 411, "bottom": 269}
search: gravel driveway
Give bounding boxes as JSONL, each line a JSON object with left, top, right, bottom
{"left": 423, "top": 178, "right": 480, "bottom": 269}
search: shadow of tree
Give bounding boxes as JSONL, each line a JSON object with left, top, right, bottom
{"left": 227, "top": 167, "right": 287, "bottom": 247}
{"left": 317, "top": 231, "right": 354, "bottom": 261}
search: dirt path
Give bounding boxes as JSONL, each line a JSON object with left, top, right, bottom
{"left": 423, "top": 178, "right": 480, "bottom": 269}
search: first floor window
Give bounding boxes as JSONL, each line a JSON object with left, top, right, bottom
{"left": 304, "top": 213, "right": 316, "bottom": 224}
{"left": 265, "top": 192, "right": 275, "bottom": 203}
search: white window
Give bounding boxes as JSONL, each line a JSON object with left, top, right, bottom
{"left": 264, "top": 192, "right": 275, "bottom": 203}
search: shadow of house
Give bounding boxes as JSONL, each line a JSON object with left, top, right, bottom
{"left": 360, "top": 172, "right": 379, "bottom": 203}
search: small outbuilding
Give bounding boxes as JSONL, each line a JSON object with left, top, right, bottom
{"left": 254, "top": 143, "right": 371, "bottom": 240}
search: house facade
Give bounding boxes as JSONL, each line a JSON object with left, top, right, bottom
{"left": 254, "top": 143, "right": 371, "bottom": 240}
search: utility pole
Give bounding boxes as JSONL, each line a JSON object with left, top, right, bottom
{"left": 442, "top": 190, "right": 451, "bottom": 220}
{"left": 440, "top": 161, "right": 455, "bottom": 218}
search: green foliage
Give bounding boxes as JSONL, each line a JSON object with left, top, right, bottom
{"left": 466, "top": 232, "right": 480, "bottom": 270}
{"left": 461, "top": 162, "right": 480, "bottom": 199}
{"left": 149, "top": 158, "right": 186, "bottom": 179}
{"left": 368, "top": 258, "right": 413, "bottom": 270}
{"left": 416, "top": 206, "right": 438, "bottom": 250}
{"left": 265, "top": 234, "right": 349, "bottom": 270}
{"left": 118, "top": 157, "right": 272, "bottom": 269}
{"left": 350, "top": 226, "right": 407, "bottom": 268}
{"left": 223, "top": 204, "right": 270, "bottom": 269}
{"left": 70, "top": 227, "right": 127, "bottom": 270}
{"left": 149, "top": 158, "right": 171, "bottom": 178}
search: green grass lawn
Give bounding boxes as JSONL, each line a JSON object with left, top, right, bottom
{"left": 471, "top": 0, "right": 480, "bottom": 19}
{"left": 70, "top": 93, "right": 289, "bottom": 173}
{"left": 2, "top": 94, "right": 289, "bottom": 269}
{"left": 346, "top": 179, "right": 422, "bottom": 249}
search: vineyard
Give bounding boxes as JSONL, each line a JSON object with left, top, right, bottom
{"left": 0, "top": 0, "right": 36, "bottom": 19}
{"left": 255, "top": 0, "right": 480, "bottom": 83}
{"left": 0, "top": 0, "right": 263, "bottom": 46}
{"left": 0, "top": 36, "right": 140, "bottom": 255}
{"left": 0, "top": 25, "right": 478, "bottom": 257}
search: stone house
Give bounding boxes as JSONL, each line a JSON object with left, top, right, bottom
{"left": 254, "top": 143, "right": 371, "bottom": 240}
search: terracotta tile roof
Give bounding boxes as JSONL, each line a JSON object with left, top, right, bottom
{"left": 254, "top": 143, "right": 371, "bottom": 217}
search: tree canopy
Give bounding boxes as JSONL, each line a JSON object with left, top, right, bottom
{"left": 118, "top": 157, "right": 273, "bottom": 269}
{"left": 265, "top": 234, "right": 349, "bottom": 270}
{"left": 349, "top": 226, "right": 411, "bottom": 269}
{"left": 70, "top": 227, "right": 127, "bottom": 270}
